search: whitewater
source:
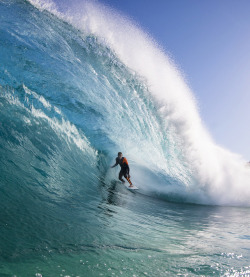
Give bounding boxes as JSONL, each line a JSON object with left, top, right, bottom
{"left": 0, "top": 0, "right": 250, "bottom": 276}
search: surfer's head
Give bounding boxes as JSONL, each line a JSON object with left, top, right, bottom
{"left": 118, "top": 152, "right": 122, "bottom": 158}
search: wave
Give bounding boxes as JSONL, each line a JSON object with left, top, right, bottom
{"left": 1, "top": 0, "right": 250, "bottom": 206}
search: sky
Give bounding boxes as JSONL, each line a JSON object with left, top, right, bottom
{"left": 54, "top": 0, "right": 250, "bottom": 160}
{"left": 92, "top": 0, "right": 250, "bottom": 161}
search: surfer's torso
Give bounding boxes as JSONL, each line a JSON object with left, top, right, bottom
{"left": 115, "top": 157, "right": 129, "bottom": 169}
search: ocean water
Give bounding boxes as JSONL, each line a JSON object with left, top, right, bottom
{"left": 0, "top": 0, "right": 250, "bottom": 276}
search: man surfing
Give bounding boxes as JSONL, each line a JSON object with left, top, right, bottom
{"left": 111, "top": 152, "right": 133, "bottom": 187}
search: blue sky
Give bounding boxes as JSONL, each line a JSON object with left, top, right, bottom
{"left": 96, "top": 0, "right": 250, "bottom": 160}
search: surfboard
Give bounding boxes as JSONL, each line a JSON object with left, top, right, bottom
{"left": 123, "top": 183, "right": 139, "bottom": 190}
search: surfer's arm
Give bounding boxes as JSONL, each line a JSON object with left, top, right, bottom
{"left": 111, "top": 158, "right": 118, "bottom": 168}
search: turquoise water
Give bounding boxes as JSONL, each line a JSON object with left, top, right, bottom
{"left": 0, "top": 1, "right": 250, "bottom": 276}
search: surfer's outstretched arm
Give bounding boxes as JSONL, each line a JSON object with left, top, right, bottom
{"left": 111, "top": 158, "right": 118, "bottom": 168}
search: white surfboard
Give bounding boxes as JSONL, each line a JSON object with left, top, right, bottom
{"left": 123, "top": 183, "right": 139, "bottom": 190}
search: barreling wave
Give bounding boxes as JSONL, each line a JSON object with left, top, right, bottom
{"left": 1, "top": 0, "right": 250, "bottom": 206}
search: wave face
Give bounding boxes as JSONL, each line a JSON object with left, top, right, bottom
{"left": 1, "top": 0, "right": 250, "bottom": 215}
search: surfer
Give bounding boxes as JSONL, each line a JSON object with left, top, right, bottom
{"left": 111, "top": 152, "right": 133, "bottom": 187}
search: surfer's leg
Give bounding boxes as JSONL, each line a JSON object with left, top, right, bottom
{"left": 124, "top": 171, "right": 133, "bottom": 187}
{"left": 126, "top": 177, "right": 133, "bottom": 187}
{"left": 119, "top": 170, "right": 125, "bottom": 183}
